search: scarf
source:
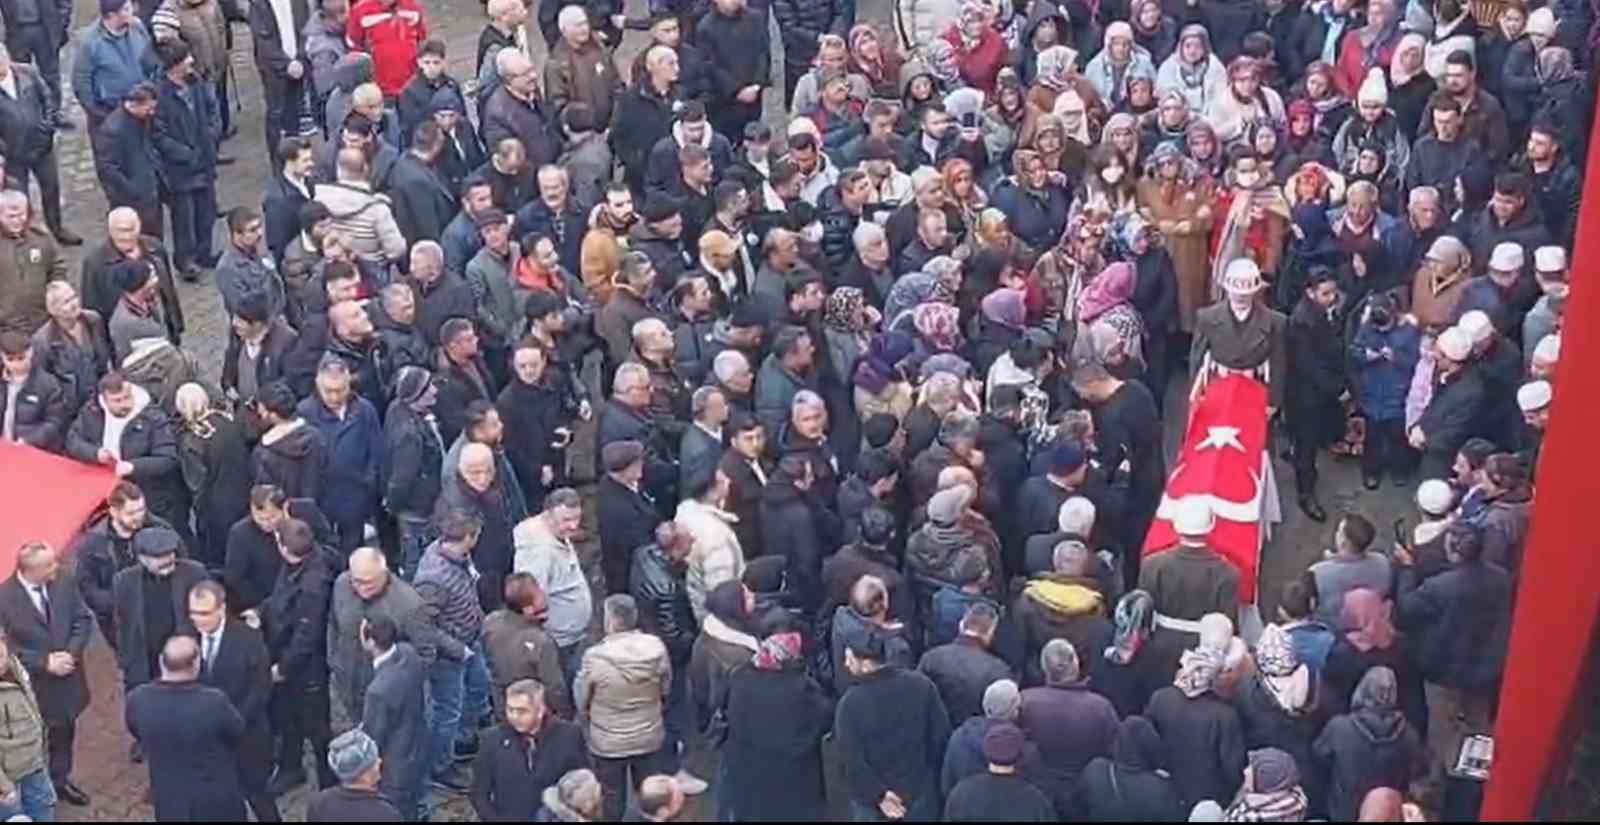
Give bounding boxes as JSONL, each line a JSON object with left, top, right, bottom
{"left": 1225, "top": 787, "right": 1309, "bottom": 822}
{"left": 1358, "top": 14, "right": 1403, "bottom": 74}
{"left": 1104, "top": 590, "right": 1154, "bottom": 665}
{"left": 1255, "top": 624, "right": 1311, "bottom": 714}
{"left": 1540, "top": 46, "right": 1576, "bottom": 83}
{"left": 913, "top": 302, "right": 963, "bottom": 351}
{"left": 752, "top": 632, "right": 803, "bottom": 670}
{"left": 1035, "top": 45, "right": 1077, "bottom": 91}
{"left": 1339, "top": 587, "right": 1396, "bottom": 651}
{"left": 849, "top": 23, "right": 887, "bottom": 84}
{"left": 1174, "top": 646, "right": 1223, "bottom": 698}
{"left": 1076, "top": 261, "right": 1137, "bottom": 323}
{"left": 825, "top": 287, "right": 868, "bottom": 334}
{"left": 925, "top": 39, "right": 962, "bottom": 85}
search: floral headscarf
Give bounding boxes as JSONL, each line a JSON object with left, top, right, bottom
{"left": 752, "top": 632, "right": 804, "bottom": 671}
{"left": 1077, "top": 261, "right": 1138, "bottom": 322}
{"left": 1174, "top": 646, "right": 1223, "bottom": 698}
{"left": 1036, "top": 45, "right": 1077, "bottom": 90}
{"left": 981, "top": 288, "right": 1027, "bottom": 329}
{"left": 1255, "top": 624, "right": 1311, "bottom": 714}
{"left": 825, "top": 287, "right": 868, "bottom": 334}
{"left": 1104, "top": 589, "right": 1155, "bottom": 665}
{"left": 1340, "top": 588, "right": 1396, "bottom": 652}
{"left": 913, "top": 302, "right": 964, "bottom": 351}
{"left": 925, "top": 39, "right": 962, "bottom": 85}
{"left": 884, "top": 272, "right": 951, "bottom": 324}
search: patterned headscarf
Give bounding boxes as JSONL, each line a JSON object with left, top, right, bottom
{"left": 1174, "top": 646, "right": 1223, "bottom": 698}
{"left": 1256, "top": 624, "right": 1311, "bottom": 714}
{"left": 752, "top": 632, "right": 804, "bottom": 671}
{"left": 1104, "top": 590, "right": 1155, "bottom": 665}
{"left": 913, "top": 302, "right": 964, "bottom": 352}
{"left": 825, "top": 287, "right": 869, "bottom": 334}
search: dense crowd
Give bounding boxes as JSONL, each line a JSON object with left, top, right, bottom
{"left": 0, "top": 0, "right": 1584, "bottom": 818}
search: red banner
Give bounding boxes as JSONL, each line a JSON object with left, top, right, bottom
{"left": 0, "top": 442, "right": 119, "bottom": 579}
{"left": 1142, "top": 373, "right": 1271, "bottom": 602}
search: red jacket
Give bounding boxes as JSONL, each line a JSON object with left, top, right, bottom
{"left": 346, "top": 0, "right": 428, "bottom": 98}
{"left": 943, "top": 27, "right": 1008, "bottom": 94}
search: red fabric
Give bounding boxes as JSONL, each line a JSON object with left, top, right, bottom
{"left": 1481, "top": 97, "right": 1600, "bottom": 819}
{"left": 1209, "top": 187, "right": 1276, "bottom": 268}
{"left": 1142, "top": 374, "right": 1270, "bottom": 602}
{"left": 0, "top": 442, "right": 118, "bottom": 578}
{"left": 1332, "top": 30, "right": 1394, "bottom": 99}
{"left": 942, "top": 28, "right": 1008, "bottom": 94}
{"left": 346, "top": 0, "right": 428, "bottom": 98}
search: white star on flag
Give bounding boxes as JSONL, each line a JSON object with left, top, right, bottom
{"left": 1196, "top": 426, "right": 1246, "bottom": 452}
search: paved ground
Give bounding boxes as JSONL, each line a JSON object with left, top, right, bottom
{"left": 32, "top": 0, "right": 1417, "bottom": 818}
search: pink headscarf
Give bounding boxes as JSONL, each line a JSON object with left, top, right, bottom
{"left": 1340, "top": 588, "right": 1396, "bottom": 652}
{"left": 1076, "top": 261, "right": 1138, "bottom": 323}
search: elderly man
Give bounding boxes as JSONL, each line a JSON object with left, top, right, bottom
{"left": 515, "top": 165, "right": 587, "bottom": 278}
{"left": 513, "top": 488, "right": 590, "bottom": 682}
{"left": 597, "top": 440, "right": 660, "bottom": 596}
{"left": 1410, "top": 326, "right": 1487, "bottom": 482}
{"left": 574, "top": 594, "right": 672, "bottom": 820}
{"left": 297, "top": 358, "right": 385, "bottom": 552}
{"left": 327, "top": 547, "right": 451, "bottom": 720}
{"left": 437, "top": 438, "right": 519, "bottom": 611}
{"left": 1017, "top": 639, "right": 1118, "bottom": 815}
{"left": 628, "top": 522, "right": 709, "bottom": 796}
{"left": 834, "top": 632, "right": 952, "bottom": 822}
{"left": 0, "top": 191, "right": 65, "bottom": 336}
{"left": 480, "top": 48, "right": 557, "bottom": 167}
{"left": 31, "top": 283, "right": 111, "bottom": 413}
{"left": 613, "top": 45, "right": 685, "bottom": 196}
{"left": 111, "top": 526, "right": 207, "bottom": 742}
{"left": 706, "top": 348, "right": 755, "bottom": 413}
{"left": 545, "top": 6, "right": 622, "bottom": 126}
{"left": 412, "top": 508, "right": 490, "bottom": 793}
{"left": 77, "top": 210, "right": 182, "bottom": 348}
{"left": 597, "top": 361, "right": 676, "bottom": 502}
{"left": 125, "top": 636, "right": 246, "bottom": 821}
{"left": 628, "top": 317, "right": 692, "bottom": 444}
{"left": 306, "top": 730, "right": 401, "bottom": 821}
{"left": 0, "top": 542, "right": 94, "bottom": 808}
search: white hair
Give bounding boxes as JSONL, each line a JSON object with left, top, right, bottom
{"left": 712, "top": 349, "right": 748, "bottom": 383}
{"left": 0, "top": 190, "right": 29, "bottom": 212}
{"left": 410, "top": 240, "right": 444, "bottom": 266}
{"left": 557, "top": 5, "right": 587, "bottom": 31}
{"left": 1057, "top": 496, "right": 1096, "bottom": 535}
{"left": 174, "top": 383, "right": 210, "bottom": 421}
{"left": 792, "top": 389, "right": 825, "bottom": 412}
{"left": 497, "top": 48, "right": 531, "bottom": 76}
{"left": 613, "top": 362, "right": 650, "bottom": 394}
{"left": 631, "top": 317, "right": 670, "bottom": 347}
{"left": 852, "top": 220, "right": 886, "bottom": 253}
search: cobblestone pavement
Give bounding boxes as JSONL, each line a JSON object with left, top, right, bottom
{"left": 33, "top": 0, "right": 1410, "bottom": 817}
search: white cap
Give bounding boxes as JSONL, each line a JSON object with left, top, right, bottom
{"left": 1437, "top": 327, "right": 1473, "bottom": 361}
{"left": 1533, "top": 334, "right": 1561, "bottom": 364}
{"left": 1489, "top": 242, "right": 1525, "bottom": 272}
{"left": 1358, "top": 67, "right": 1389, "bottom": 105}
{"left": 1173, "top": 496, "right": 1216, "bottom": 536}
{"left": 1527, "top": 7, "right": 1557, "bottom": 38}
{"left": 1517, "top": 379, "right": 1553, "bottom": 412}
{"left": 1534, "top": 245, "right": 1568, "bottom": 272}
{"left": 1219, "top": 258, "right": 1265, "bottom": 295}
{"left": 1416, "top": 479, "right": 1456, "bottom": 516}
{"left": 1457, "top": 310, "right": 1494, "bottom": 344}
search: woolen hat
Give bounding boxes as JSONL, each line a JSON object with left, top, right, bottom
{"left": 1527, "top": 7, "right": 1557, "bottom": 37}
{"left": 982, "top": 722, "right": 1026, "bottom": 767}
{"left": 1489, "top": 242, "right": 1524, "bottom": 271}
{"left": 601, "top": 440, "right": 646, "bottom": 472}
{"left": 133, "top": 526, "right": 183, "bottom": 557}
{"left": 392, "top": 366, "right": 433, "bottom": 406}
{"left": 927, "top": 485, "right": 974, "bottom": 526}
{"left": 327, "top": 729, "right": 381, "bottom": 783}
{"left": 1436, "top": 327, "right": 1473, "bottom": 361}
{"left": 1416, "top": 479, "right": 1455, "bottom": 516}
{"left": 1357, "top": 67, "right": 1389, "bottom": 105}
{"left": 1517, "top": 380, "right": 1553, "bottom": 412}
{"left": 1535, "top": 245, "right": 1567, "bottom": 272}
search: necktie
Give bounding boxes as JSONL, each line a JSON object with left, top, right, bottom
{"left": 203, "top": 634, "right": 218, "bottom": 674}
{"left": 34, "top": 586, "right": 49, "bottom": 623}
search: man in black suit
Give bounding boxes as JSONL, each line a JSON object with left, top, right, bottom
{"left": 125, "top": 636, "right": 247, "bottom": 821}
{"left": 110, "top": 525, "right": 208, "bottom": 761}
{"left": 188, "top": 580, "right": 280, "bottom": 822}
{"left": 0, "top": 541, "right": 92, "bottom": 806}
{"left": 359, "top": 614, "right": 427, "bottom": 820}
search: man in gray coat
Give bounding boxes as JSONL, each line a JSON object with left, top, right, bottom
{"left": 325, "top": 547, "right": 449, "bottom": 722}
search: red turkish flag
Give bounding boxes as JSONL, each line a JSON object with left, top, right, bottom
{"left": 0, "top": 442, "right": 119, "bottom": 579}
{"left": 1143, "top": 373, "right": 1272, "bottom": 602}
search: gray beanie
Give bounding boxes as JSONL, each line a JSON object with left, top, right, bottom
{"left": 983, "top": 678, "right": 1022, "bottom": 720}
{"left": 328, "top": 729, "right": 380, "bottom": 783}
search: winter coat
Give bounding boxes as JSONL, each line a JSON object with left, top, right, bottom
{"left": 1314, "top": 704, "right": 1422, "bottom": 822}
{"left": 480, "top": 86, "right": 559, "bottom": 168}
{"left": 470, "top": 720, "right": 590, "bottom": 822}
{"left": 695, "top": 6, "right": 771, "bottom": 111}
{"left": 1018, "top": 683, "right": 1120, "bottom": 813}
{"left": 296, "top": 395, "right": 383, "bottom": 525}
{"left": 1500, "top": 37, "right": 1540, "bottom": 128}
{"left": 675, "top": 499, "right": 747, "bottom": 623}
{"left": 993, "top": 179, "right": 1072, "bottom": 251}
{"left": 387, "top": 154, "right": 457, "bottom": 245}
{"left": 262, "top": 553, "right": 334, "bottom": 687}
{"left": 0, "top": 368, "right": 68, "bottom": 453}
{"left": 1521, "top": 156, "right": 1582, "bottom": 247}
{"left": 1144, "top": 685, "right": 1247, "bottom": 808}
{"left": 72, "top": 19, "right": 158, "bottom": 121}
{"left": 1414, "top": 367, "right": 1485, "bottom": 468}
{"left": 1286, "top": 297, "right": 1348, "bottom": 445}
{"left": 1235, "top": 675, "right": 1338, "bottom": 814}
{"left": 919, "top": 636, "right": 1014, "bottom": 725}
{"left": 1349, "top": 322, "right": 1421, "bottom": 421}
{"left": 1396, "top": 560, "right": 1511, "bottom": 690}
{"left": 92, "top": 109, "right": 162, "bottom": 213}
{"left": 177, "top": 411, "right": 254, "bottom": 554}
{"left": 252, "top": 418, "right": 324, "bottom": 501}
{"left": 574, "top": 630, "right": 671, "bottom": 758}
{"left": 723, "top": 664, "right": 835, "bottom": 820}
{"left": 545, "top": 39, "right": 623, "bottom": 131}
{"left": 124, "top": 680, "right": 245, "bottom": 821}
{"left": 512, "top": 517, "right": 592, "bottom": 649}
{"left": 0, "top": 64, "right": 57, "bottom": 169}
{"left": 1075, "top": 751, "right": 1185, "bottom": 821}
{"left": 1014, "top": 575, "right": 1113, "bottom": 686}
{"left": 894, "top": 0, "right": 960, "bottom": 51}
{"left": 833, "top": 666, "right": 952, "bottom": 810}
{"left": 761, "top": 479, "right": 830, "bottom": 613}
{"left": 344, "top": 0, "right": 426, "bottom": 98}
{"left": 610, "top": 82, "right": 684, "bottom": 185}
{"left": 772, "top": 0, "right": 847, "bottom": 69}
{"left": 65, "top": 386, "right": 186, "bottom": 524}
{"left": 31, "top": 314, "right": 112, "bottom": 413}
{"left": 314, "top": 181, "right": 408, "bottom": 267}
{"left": 111, "top": 561, "right": 208, "bottom": 686}
{"left": 326, "top": 571, "right": 454, "bottom": 717}
{"left": 151, "top": 78, "right": 219, "bottom": 192}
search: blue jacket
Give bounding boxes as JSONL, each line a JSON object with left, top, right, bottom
{"left": 992, "top": 180, "right": 1071, "bottom": 251}
{"left": 296, "top": 395, "right": 385, "bottom": 523}
{"left": 72, "top": 20, "right": 156, "bottom": 120}
{"left": 1349, "top": 322, "right": 1420, "bottom": 423}
{"left": 440, "top": 211, "right": 483, "bottom": 275}
{"left": 152, "top": 78, "right": 220, "bottom": 192}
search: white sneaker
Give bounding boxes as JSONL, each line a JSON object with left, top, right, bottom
{"left": 673, "top": 769, "right": 710, "bottom": 795}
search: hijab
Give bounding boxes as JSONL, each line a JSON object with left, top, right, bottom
{"left": 884, "top": 271, "right": 952, "bottom": 324}
{"left": 1539, "top": 46, "right": 1576, "bottom": 84}
{"left": 1256, "top": 624, "right": 1312, "bottom": 714}
{"left": 854, "top": 331, "right": 916, "bottom": 393}
{"left": 1077, "top": 261, "right": 1138, "bottom": 322}
{"left": 981, "top": 288, "right": 1028, "bottom": 330}
{"left": 1340, "top": 588, "right": 1396, "bottom": 652}
{"left": 1111, "top": 715, "right": 1166, "bottom": 772}
{"left": 1036, "top": 45, "right": 1077, "bottom": 90}
{"left": 1104, "top": 589, "right": 1155, "bottom": 665}
{"left": 825, "top": 287, "right": 869, "bottom": 334}
{"left": 849, "top": 23, "right": 889, "bottom": 83}
{"left": 1174, "top": 645, "right": 1223, "bottom": 698}
{"left": 752, "top": 631, "right": 804, "bottom": 671}
{"left": 913, "top": 302, "right": 964, "bottom": 351}
{"left": 926, "top": 39, "right": 962, "bottom": 86}
{"left": 1389, "top": 32, "right": 1427, "bottom": 86}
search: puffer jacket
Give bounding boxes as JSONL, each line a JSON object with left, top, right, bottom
{"left": 252, "top": 418, "right": 324, "bottom": 501}
{"left": 313, "top": 181, "right": 408, "bottom": 267}
{"left": 574, "top": 630, "right": 671, "bottom": 758}
{"left": 772, "top": 0, "right": 847, "bottom": 69}
{"left": 0, "top": 660, "right": 46, "bottom": 796}
{"left": 1012, "top": 574, "right": 1111, "bottom": 686}
{"left": 1350, "top": 321, "right": 1421, "bottom": 422}
{"left": 895, "top": 0, "right": 961, "bottom": 51}
{"left": 412, "top": 543, "right": 485, "bottom": 649}
{"left": 674, "top": 499, "right": 747, "bottom": 623}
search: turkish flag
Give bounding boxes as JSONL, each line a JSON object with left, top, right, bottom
{"left": 1143, "top": 373, "right": 1272, "bottom": 602}
{"left": 0, "top": 442, "right": 119, "bottom": 579}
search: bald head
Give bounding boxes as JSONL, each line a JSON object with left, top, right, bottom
{"left": 335, "top": 147, "right": 368, "bottom": 182}
{"left": 348, "top": 546, "right": 390, "bottom": 599}
{"left": 160, "top": 635, "right": 201, "bottom": 679}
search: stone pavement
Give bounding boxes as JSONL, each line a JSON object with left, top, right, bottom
{"left": 32, "top": 0, "right": 1416, "bottom": 817}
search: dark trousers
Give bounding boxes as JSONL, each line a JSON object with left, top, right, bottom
{"left": 3, "top": 150, "right": 64, "bottom": 232}
{"left": 592, "top": 747, "right": 668, "bottom": 821}
{"left": 1362, "top": 417, "right": 1414, "bottom": 481}
{"left": 168, "top": 184, "right": 217, "bottom": 271}
{"left": 1143, "top": 329, "right": 1172, "bottom": 416}
{"left": 240, "top": 727, "right": 282, "bottom": 822}
{"left": 537, "top": 0, "right": 562, "bottom": 46}
{"left": 8, "top": 24, "right": 62, "bottom": 109}
{"left": 271, "top": 683, "right": 336, "bottom": 789}
{"left": 1291, "top": 428, "right": 1320, "bottom": 497}
{"left": 47, "top": 718, "right": 74, "bottom": 782}
{"left": 215, "top": 74, "right": 233, "bottom": 138}
{"left": 260, "top": 71, "right": 304, "bottom": 164}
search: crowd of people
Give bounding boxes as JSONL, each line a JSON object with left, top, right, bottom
{"left": 0, "top": 0, "right": 1583, "bottom": 817}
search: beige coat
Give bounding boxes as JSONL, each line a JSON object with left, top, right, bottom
{"left": 0, "top": 659, "right": 46, "bottom": 795}
{"left": 1137, "top": 176, "right": 1214, "bottom": 332}
{"left": 574, "top": 630, "right": 670, "bottom": 758}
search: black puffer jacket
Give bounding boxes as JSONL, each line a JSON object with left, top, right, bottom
{"left": 382, "top": 403, "right": 444, "bottom": 519}
{"left": 629, "top": 543, "right": 697, "bottom": 663}
{"left": 771, "top": 0, "right": 846, "bottom": 69}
